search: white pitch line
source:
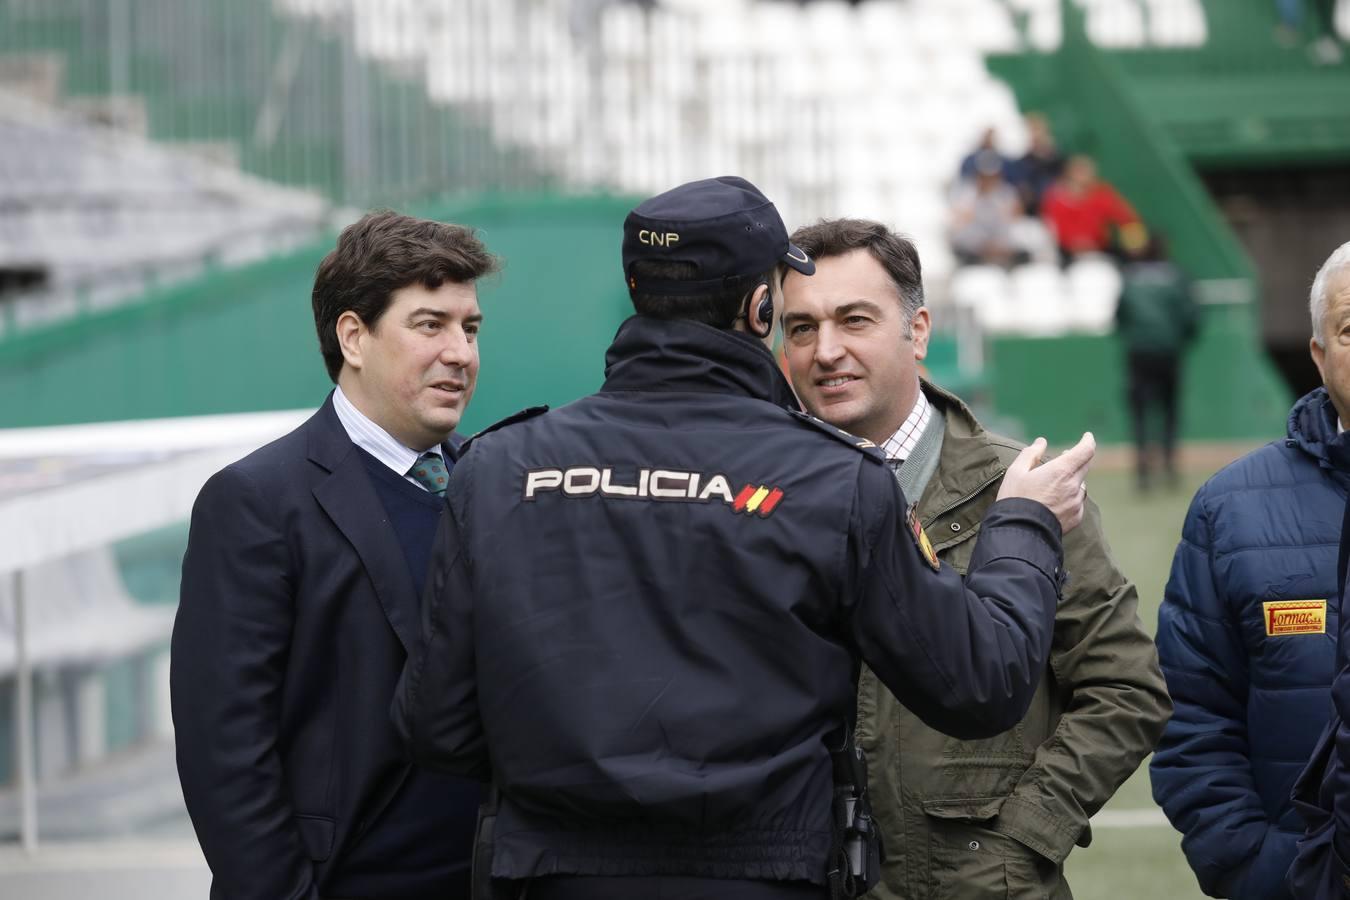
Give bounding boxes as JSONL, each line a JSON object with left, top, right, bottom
{"left": 1092, "top": 809, "right": 1170, "bottom": 828}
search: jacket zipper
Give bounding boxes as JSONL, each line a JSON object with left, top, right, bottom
{"left": 923, "top": 470, "right": 1004, "bottom": 529}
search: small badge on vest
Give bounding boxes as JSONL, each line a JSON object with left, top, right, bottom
{"left": 1262, "top": 600, "right": 1327, "bottom": 636}
{"left": 907, "top": 505, "right": 939, "bottom": 572}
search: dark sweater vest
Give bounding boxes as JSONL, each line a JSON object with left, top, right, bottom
{"left": 326, "top": 450, "right": 482, "bottom": 900}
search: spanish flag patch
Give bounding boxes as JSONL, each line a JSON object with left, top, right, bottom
{"left": 907, "top": 505, "right": 939, "bottom": 572}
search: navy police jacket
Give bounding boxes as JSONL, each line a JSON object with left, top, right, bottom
{"left": 392, "top": 316, "right": 1065, "bottom": 884}
{"left": 1152, "top": 388, "right": 1348, "bottom": 900}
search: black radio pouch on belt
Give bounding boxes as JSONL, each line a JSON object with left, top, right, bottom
{"left": 825, "top": 722, "right": 884, "bottom": 900}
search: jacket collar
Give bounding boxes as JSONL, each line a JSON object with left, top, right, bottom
{"left": 306, "top": 393, "right": 422, "bottom": 654}
{"left": 329, "top": 385, "right": 465, "bottom": 467}
{"left": 1288, "top": 387, "right": 1350, "bottom": 486}
{"left": 306, "top": 392, "right": 359, "bottom": 472}
{"left": 915, "top": 379, "right": 1007, "bottom": 515}
{"left": 602, "top": 315, "right": 801, "bottom": 410}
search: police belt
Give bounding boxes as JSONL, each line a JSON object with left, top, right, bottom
{"left": 826, "top": 724, "right": 884, "bottom": 900}
{"left": 471, "top": 741, "right": 884, "bottom": 900}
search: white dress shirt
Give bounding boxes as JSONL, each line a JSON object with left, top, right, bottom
{"left": 332, "top": 386, "right": 446, "bottom": 491}
{"left": 878, "top": 389, "right": 932, "bottom": 465}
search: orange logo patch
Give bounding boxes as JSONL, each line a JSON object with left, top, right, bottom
{"left": 1263, "top": 600, "right": 1327, "bottom": 636}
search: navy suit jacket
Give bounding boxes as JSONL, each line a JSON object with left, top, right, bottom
{"left": 172, "top": 394, "right": 464, "bottom": 900}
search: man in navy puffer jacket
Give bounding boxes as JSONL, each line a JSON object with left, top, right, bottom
{"left": 1285, "top": 242, "right": 1350, "bottom": 898}
{"left": 1154, "top": 242, "right": 1350, "bottom": 899}
{"left": 1151, "top": 383, "right": 1350, "bottom": 898}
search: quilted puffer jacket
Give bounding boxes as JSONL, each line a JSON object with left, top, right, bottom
{"left": 1151, "top": 388, "right": 1350, "bottom": 899}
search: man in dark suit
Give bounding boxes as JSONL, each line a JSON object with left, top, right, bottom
{"left": 171, "top": 210, "right": 498, "bottom": 900}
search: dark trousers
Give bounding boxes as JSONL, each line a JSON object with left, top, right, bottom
{"left": 1127, "top": 350, "right": 1181, "bottom": 482}
{"left": 1312, "top": 0, "right": 1338, "bottom": 33}
{"left": 521, "top": 876, "right": 826, "bottom": 900}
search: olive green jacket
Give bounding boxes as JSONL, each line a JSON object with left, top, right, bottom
{"left": 858, "top": 381, "right": 1170, "bottom": 899}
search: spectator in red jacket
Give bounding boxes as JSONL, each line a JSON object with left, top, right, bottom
{"left": 1042, "top": 155, "right": 1145, "bottom": 262}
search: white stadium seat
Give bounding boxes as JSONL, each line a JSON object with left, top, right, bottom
{"left": 1066, "top": 256, "right": 1125, "bottom": 333}
{"left": 1144, "top": 0, "right": 1209, "bottom": 46}
{"left": 1081, "top": 0, "right": 1148, "bottom": 48}
{"left": 952, "top": 265, "right": 1016, "bottom": 333}
{"left": 1010, "top": 263, "right": 1071, "bottom": 336}
{"left": 963, "top": 3, "right": 1023, "bottom": 52}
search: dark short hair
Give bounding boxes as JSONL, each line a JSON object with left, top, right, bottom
{"left": 312, "top": 210, "right": 499, "bottom": 382}
{"left": 786, "top": 219, "right": 925, "bottom": 328}
{"left": 627, "top": 259, "right": 770, "bottom": 329}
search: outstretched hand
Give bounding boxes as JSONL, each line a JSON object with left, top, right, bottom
{"left": 997, "top": 432, "right": 1096, "bottom": 533}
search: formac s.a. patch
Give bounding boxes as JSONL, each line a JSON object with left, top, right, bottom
{"left": 1262, "top": 599, "right": 1328, "bottom": 636}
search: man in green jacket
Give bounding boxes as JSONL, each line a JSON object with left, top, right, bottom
{"left": 780, "top": 218, "right": 1171, "bottom": 899}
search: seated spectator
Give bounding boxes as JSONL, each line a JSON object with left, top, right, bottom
{"left": 1042, "top": 155, "right": 1146, "bottom": 263}
{"left": 1008, "top": 112, "right": 1065, "bottom": 216}
{"left": 1274, "top": 0, "right": 1343, "bottom": 63}
{"left": 958, "top": 127, "right": 1011, "bottom": 182}
{"left": 949, "top": 150, "right": 1029, "bottom": 267}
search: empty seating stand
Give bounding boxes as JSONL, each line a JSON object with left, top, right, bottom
{"left": 953, "top": 257, "right": 1123, "bottom": 337}
{"left": 262, "top": 0, "right": 1205, "bottom": 337}
{"left": 0, "top": 0, "right": 1217, "bottom": 340}
{"left": 0, "top": 89, "right": 328, "bottom": 336}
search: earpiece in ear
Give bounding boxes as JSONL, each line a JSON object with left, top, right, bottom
{"left": 756, "top": 294, "right": 774, "bottom": 326}
{"left": 750, "top": 280, "right": 773, "bottom": 338}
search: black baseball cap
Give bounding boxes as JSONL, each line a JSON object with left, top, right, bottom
{"left": 622, "top": 176, "right": 815, "bottom": 295}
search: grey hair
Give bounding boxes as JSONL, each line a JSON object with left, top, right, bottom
{"left": 1311, "top": 241, "right": 1350, "bottom": 347}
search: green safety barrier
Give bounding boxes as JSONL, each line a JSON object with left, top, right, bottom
{"left": 983, "top": 305, "right": 1290, "bottom": 445}
{"left": 0, "top": 191, "right": 1292, "bottom": 443}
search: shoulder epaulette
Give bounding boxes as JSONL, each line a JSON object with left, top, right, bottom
{"left": 787, "top": 409, "right": 886, "bottom": 463}
{"left": 461, "top": 405, "right": 549, "bottom": 454}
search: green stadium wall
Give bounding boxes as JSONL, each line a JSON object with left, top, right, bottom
{"left": 0, "top": 194, "right": 636, "bottom": 433}
{"left": 985, "top": 305, "right": 1290, "bottom": 446}
{"left": 0, "top": 189, "right": 1292, "bottom": 445}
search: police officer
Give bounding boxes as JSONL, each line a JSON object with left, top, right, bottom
{"left": 392, "top": 176, "right": 1096, "bottom": 900}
